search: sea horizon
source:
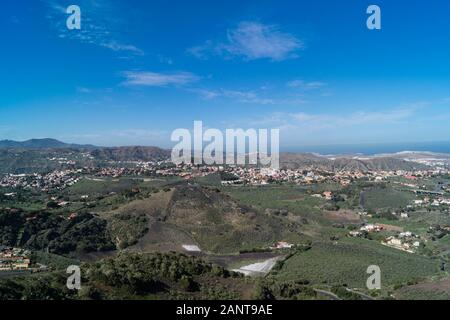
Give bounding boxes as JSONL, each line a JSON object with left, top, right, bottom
{"left": 282, "top": 141, "right": 450, "bottom": 156}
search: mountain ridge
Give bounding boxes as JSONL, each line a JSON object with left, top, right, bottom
{"left": 0, "top": 138, "right": 96, "bottom": 150}
{"left": 0, "top": 138, "right": 445, "bottom": 170}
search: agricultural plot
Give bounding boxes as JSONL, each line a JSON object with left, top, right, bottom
{"left": 223, "top": 185, "right": 326, "bottom": 221}
{"left": 361, "top": 186, "right": 415, "bottom": 210}
{"left": 67, "top": 178, "right": 138, "bottom": 196}
{"left": 273, "top": 238, "right": 440, "bottom": 290}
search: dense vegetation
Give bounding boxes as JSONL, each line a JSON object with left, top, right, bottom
{"left": 0, "top": 208, "right": 114, "bottom": 255}
{"left": 107, "top": 212, "right": 149, "bottom": 249}
{"left": 0, "top": 252, "right": 246, "bottom": 300}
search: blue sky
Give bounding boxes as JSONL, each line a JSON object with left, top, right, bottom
{"left": 1, "top": 0, "right": 450, "bottom": 148}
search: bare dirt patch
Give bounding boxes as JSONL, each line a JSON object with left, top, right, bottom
{"left": 207, "top": 252, "right": 281, "bottom": 269}
{"left": 377, "top": 223, "right": 404, "bottom": 232}
{"left": 324, "top": 210, "right": 361, "bottom": 223}
{"left": 130, "top": 221, "right": 198, "bottom": 253}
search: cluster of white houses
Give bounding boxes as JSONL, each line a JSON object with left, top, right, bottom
{"left": 0, "top": 247, "right": 31, "bottom": 271}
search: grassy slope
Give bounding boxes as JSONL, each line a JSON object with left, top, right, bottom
{"left": 363, "top": 186, "right": 415, "bottom": 211}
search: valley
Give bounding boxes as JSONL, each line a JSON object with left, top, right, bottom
{"left": 1, "top": 142, "right": 450, "bottom": 300}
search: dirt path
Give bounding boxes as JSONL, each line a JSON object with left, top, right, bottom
{"left": 314, "top": 289, "right": 341, "bottom": 300}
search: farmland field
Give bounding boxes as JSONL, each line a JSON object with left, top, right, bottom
{"left": 273, "top": 237, "right": 440, "bottom": 290}
{"left": 361, "top": 186, "right": 415, "bottom": 211}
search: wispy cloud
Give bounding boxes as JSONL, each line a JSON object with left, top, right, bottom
{"left": 157, "top": 55, "right": 174, "bottom": 65}
{"left": 188, "top": 81, "right": 317, "bottom": 106}
{"left": 76, "top": 86, "right": 93, "bottom": 93}
{"left": 287, "top": 80, "right": 327, "bottom": 90}
{"left": 109, "top": 129, "right": 169, "bottom": 140}
{"left": 121, "top": 71, "right": 200, "bottom": 87}
{"left": 190, "top": 88, "right": 274, "bottom": 105}
{"left": 188, "top": 41, "right": 215, "bottom": 60}
{"left": 44, "top": 0, "right": 143, "bottom": 56}
{"left": 102, "top": 41, "right": 144, "bottom": 55}
{"left": 188, "top": 21, "right": 303, "bottom": 61}
{"left": 231, "top": 107, "right": 419, "bottom": 145}
{"left": 289, "top": 109, "right": 414, "bottom": 128}
{"left": 250, "top": 108, "right": 414, "bottom": 128}
{"left": 64, "top": 129, "right": 169, "bottom": 147}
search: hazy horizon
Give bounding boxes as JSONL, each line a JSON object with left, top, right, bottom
{"left": 4, "top": 137, "right": 450, "bottom": 156}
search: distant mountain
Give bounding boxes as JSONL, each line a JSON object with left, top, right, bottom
{"left": 280, "top": 153, "right": 429, "bottom": 171}
{"left": 90, "top": 146, "right": 171, "bottom": 162}
{"left": 0, "top": 138, "right": 96, "bottom": 149}
{"left": 280, "top": 153, "right": 332, "bottom": 170}
{"left": 331, "top": 157, "right": 428, "bottom": 171}
{"left": 0, "top": 138, "right": 441, "bottom": 170}
{"left": 371, "top": 151, "right": 450, "bottom": 160}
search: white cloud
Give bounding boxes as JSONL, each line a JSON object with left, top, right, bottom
{"left": 102, "top": 41, "right": 144, "bottom": 55}
{"left": 224, "top": 22, "right": 302, "bottom": 60}
{"left": 190, "top": 88, "right": 274, "bottom": 105}
{"left": 187, "top": 41, "right": 215, "bottom": 60}
{"left": 290, "top": 109, "right": 414, "bottom": 128}
{"left": 44, "top": 0, "right": 144, "bottom": 56}
{"left": 242, "top": 108, "right": 416, "bottom": 130}
{"left": 64, "top": 129, "right": 169, "bottom": 147}
{"left": 287, "top": 80, "right": 327, "bottom": 90}
{"left": 76, "top": 87, "right": 93, "bottom": 93}
{"left": 110, "top": 129, "right": 168, "bottom": 140}
{"left": 189, "top": 21, "right": 303, "bottom": 61}
{"left": 122, "top": 71, "right": 200, "bottom": 87}
{"left": 233, "top": 107, "right": 419, "bottom": 145}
